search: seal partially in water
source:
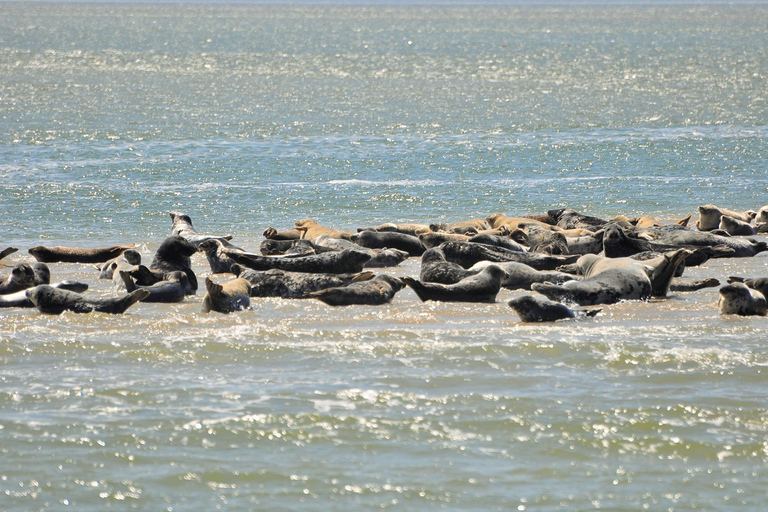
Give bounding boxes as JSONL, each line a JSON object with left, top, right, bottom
{"left": 120, "top": 270, "right": 189, "bottom": 303}
{"left": 149, "top": 236, "right": 199, "bottom": 292}
{"left": 26, "top": 286, "right": 149, "bottom": 314}
{"left": 232, "top": 264, "right": 374, "bottom": 299}
{"left": 170, "top": 211, "right": 238, "bottom": 248}
{"left": 98, "top": 249, "right": 142, "bottom": 280}
{"left": 0, "top": 247, "right": 18, "bottom": 262}
{"left": 0, "top": 263, "right": 37, "bottom": 294}
{"left": 228, "top": 247, "right": 372, "bottom": 275}
{"left": 508, "top": 295, "right": 600, "bottom": 322}
{"left": 28, "top": 244, "right": 136, "bottom": 264}
{"left": 403, "top": 265, "right": 508, "bottom": 303}
{"left": 717, "top": 282, "right": 767, "bottom": 316}
{"left": 201, "top": 277, "right": 251, "bottom": 313}
{"left": 307, "top": 275, "right": 404, "bottom": 306}
{"left": 0, "top": 281, "right": 89, "bottom": 309}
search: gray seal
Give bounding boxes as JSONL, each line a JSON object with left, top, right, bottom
{"left": 98, "top": 249, "right": 142, "bottom": 280}
{"left": 402, "top": 265, "right": 508, "bottom": 303}
{"left": 227, "top": 247, "right": 372, "bottom": 275}
{"left": 0, "top": 281, "right": 89, "bottom": 309}
{"left": 351, "top": 230, "right": 426, "bottom": 257}
{"left": 439, "top": 241, "right": 579, "bottom": 271}
{"left": 201, "top": 277, "right": 251, "bottom": 313}
{"left": 232, "top": 263, "right": 374, "bottom": 299}
{"left": 718, "top": 282, "right": 767, "bottom": 316}
{"left": 0, "top": 263, "right": 37, "bottom": 294}
{"left": 120, "top": 270, "right": 189, "bottom": 303}
{"left": 508, "top": 295, "right": 600, "bottom": 322}
{"left": 150, "top": 236, "right": 199, "bottom": 292}
{"left": 307, "top": 275, "right": 404, "bottom": 306}
{"left": 468, "top": 261, "right": 578, "bottom": 290}
{"left": 726, "top": 276, "right": 768, "bottom": 298}
{"left": 169, "top": 211, "right": 237, "bottom": 248}
{"left": 28, "top": 244, "right": 136, "bottom": 264}
{"left": 531, "top": 266, "right": 652, "bottom": 306}
{"left": 419, "top": 247, "right": 479, "bottom": 284}
{"left": 314, "top": 236, "right": 410, "bottom": 268}
{"left": 26, "top": 285, "right": 149, "bottom": 315}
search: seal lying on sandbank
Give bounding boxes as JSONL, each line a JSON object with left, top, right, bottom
{"left": 26, "top": 286, "right": 149, "bottom": 314}
{"left": 307, "top": 275, "right": 404, "bottom": 306}
{"left": 227, "top": 247, "right": 372, "bottom": 275}
{"left": 439, "top": 241, "right": 579, "bottom": 271}
{"left": 508, "top": 295, "right": 600, "bottom": 322}
{"left": 232, "top": 264, "right": 374, "bottom": 299}
{"left": 28, "top": 244, "right": 136, "bottom": 264}
{"left": 403, "top": 265, "right": 508, "bottom": 303}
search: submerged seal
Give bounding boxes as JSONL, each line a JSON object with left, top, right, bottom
{"left": 28, "top": 244, "right": 136, "bottom": 264}
{"left": 201, "top": 277, "right": 251, "bottom": 313}
{"left": 717, "top": 282, "right": 767, "bottom": 316}
{"left": 26, "top": 286, "right": 149, "bottom": 315}
{"left": 403, "top": 265, "right": 508, "bottom": 303}
{"left": 508, "top": 295, "right": 600, "bottom": 322}
{"left": 307, "top": 274, "right": 404, "bottom": 306}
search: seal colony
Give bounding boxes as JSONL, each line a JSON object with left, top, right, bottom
{"left": 2, "top": 204, "right": 767, "bottom": 319}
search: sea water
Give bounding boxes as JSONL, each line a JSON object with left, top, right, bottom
{"left": 1, "top": 2, "right": 767, "bottom": 510}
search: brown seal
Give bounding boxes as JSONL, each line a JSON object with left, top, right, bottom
{"left": 201, "top": 277, "right": 251, "bottom": 313}
{"left": 294, "top": 219, "right": 353, "bottom": 241}
{"left": 29, "top": 244, "right": 136, "bottom": 264}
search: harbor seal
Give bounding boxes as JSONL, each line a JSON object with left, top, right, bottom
{"left": 717, "top": 282, "right": 767, "bottom": 316}
{"left": 294, "top": 219, "right": 352, "bottom": 241}
{"left": 439, "top": 241, "right": 579, "bottom": 271}
{"left": 28, "top": 244, "right": 136, "bottom": 264}
{"left": 697, "top": 204, "right": 756, "bottom": 231}
{"left": 548, "top": 208, "right": 608, "bottom": 230}
{"left": 726, "top": 276, "right": 768, "bottom": 298}
{"left": 418, "top": 231, "right": 470, "bottom": 249}
{"left": 32, "top": 263, "right": 51, "bottom": 285}
{"left": 0, "top": 247, "right": 18, "bottom": 262}
{"left": 507, "top": 295, "right": 600, "bottom": 322}
{"left": 201, "top": 277, "right": 251, "bottom": 313}
{"left": 468, "top": 261, "right": 578, "bottom": 290}
{"left": 314, "top": 236, "right": 410, "bottom": 268}
{"left": 0, "top": 263, "right": 37, "bottom": 294}
{"left": 26, "top": 286, "right": 149, "bottom": 314}
{"left": 197, "top": 239, "right": 240, "bottom": 274}
{"left": 169, "top": 211, "right": 236, "bottom": 248}
{"left": 402, "top": 265, "right": 508, "bottom": 303}
{"left": 232, "top": 264, "right": 374, "bottom": 299}
{"left": 719, "top": 215, "right": 757, "bottom": 236}
{"left": 0, "top": 281, "right": 89, "bottom": 309}
{"left": 120, "top": 270, "right": 189, "bottom": 303}
{"left": 351, "top": 230, "right": 426, "bottom": 256}
{"left": 357, "top": 223, "right": 431, "bottom": 237}
{"left": 263, "top": 227, "right": 302, "bottom": 240}
{"left": 307, "top": 274, "right": 404, "bottom": 306}
{"left": 466, "top": 233, "right": 528, "bottom": 252}
{"left": 98, "top": 249, "right": 142, "bottom": 280}
{"left": 227, "top": 247, "right": 372, "bottom": 274}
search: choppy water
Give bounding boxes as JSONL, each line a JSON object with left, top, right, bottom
{"left": 1, "top": 2, "right": 768, "bottom": 510}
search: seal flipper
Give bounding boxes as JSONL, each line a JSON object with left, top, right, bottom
{"left": 350, "top": 271, "right": 375, "bottom": 283}
{"left": 119, "top": 270, "right": 137, "bottom": 292}
{"left": 99, "top": 289, "right": 150, "bottom": 314}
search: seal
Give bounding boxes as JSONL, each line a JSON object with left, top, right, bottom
{"left": 719, "top": 215, "right": 757, "bottom": 236}
{"left": 726, "top": 276, "right": 768, "bottom": 298}
{"left": 519, "top": 226, "right": 569, "bottom": 255}
{"left": 32, "top": 263, "right": 51, "bottom": 285}
{"left": 402, "top": 265, "right": 509, "bottom": 303}
{"left": 669, "top": 277, "right": 721, "bottom": 292}
{"left": 150, "top": 236, "right": 199, "bottom": 292}
{"left": 122, "top": 264, "right": 196, "bottom": 296}
{"left": 28, "top": 244, "right": 136, "bottom": 264}
{"left": 468, "top": 261, "right": 578, "bottom": 290}
{"left": 259, "top": 239, "right": 324, "bottom": 256}
{"left": 232, "top": 264, "right": 374, "bottom": 299}
{"left": 507, "top": 295, "right": 600, "bottom": 322}
{"left": 169, "top": 211, "right": 237, "bottom": 248}
{"left": 548, "top": 208, "right": 608, "bottom": 230}
{"left": 120, "top": 270, "right": 189, "bottom": 303}
{"left": 717, "top": 282, "right": 767, "bottom": 316}
{"left": 531, "top": 266, "right": 652, "bottom": 306}
{"left": 357, "top": 223, "right": 431, "bottom": 237}
{"left": 201, "top": 277, "right": 251, "bottom": 313}
{"left": 26, "top": 285, "right": 149, "bottom": 315}
{"left": 98, "top": 249, "right": 142, "bottom": 280}
{"left": 418, "top": 231, "right": 470, "bottom": 249}
{"left": 314, "top": 236, "right": 409, "bottom": 268}
{"left": 351, "top": 230, "right": 426, "bottom": 256}
{"left": 294, "top": 219, "right": 353, "bottom": 241}
{"left": 439, "top": 241, "right": 579, "bottom": 271}
{"left": 227, "top": 247, "right": 372, "bottom": 275}
{"left": 564, "top": 230, "right": 604, "bottom": 255}
{"left": 697, "top": 204, "right": 756, "bottom": 231}
{"left": 466, "top": 233, "right": 528, "bottom": 252}
{"left": 419, "top": 247, "right": 479, "bottom": 284}
{"left": 0, "top": 281, "right": 89, "bottom": 309}
{"left": 0, "top": 263, "right": 37, "bottom": 294}
{"left": 197, "top": 239, "right": 240, "bottom": 274}
{"left": 307, "top": 274, "right": 404, "bottom": 306}
{"left": 755, "top": 205, "right": 768, "bottom": 225}
{"left": 263, "top": 227, "right": 302, "bottom": 240}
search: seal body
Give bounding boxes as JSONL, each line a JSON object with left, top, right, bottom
{"left": 403, "top": 265, "right": 508, "bottom": 303}
{"left": 228, "top": 248, "right": 372, "bottom": 274}
{"left": 468, "top": 261, "right": 577, "bottom": 290}
{"left": 0, "top": 281, "right": 89, "bottom": 308}
{"left": 508, "top": 295, "right": 600, "bottom": 322}
{"left": 201, "top": 277, "right": 251, "bottom": 313}
{"left": 307, "top": 275, "right": 404, "bottom": 306}
{"left": 150, "top": 236, "right": 199, "bottom": 292}
{"left": 697, "top": 204, "right": 755, "bottom": 231}
{"left": 169, "top": 211, "right": 237, "bottom": 248}
{"left": 719, "top": 215, "right": 757, "bottom": 236}
{"left": 294, "top": 219, "right": 352, "bottom": 241}
{"left": 352, "top": 230, "right": 426, "bottom": 256}
{"left": 98, "top": 249, "right": 142, "bottom": 280}
{"left": 232, "top": 264, "right": 374, "bottom": 299}
{"left": 718, "top": 283, "right": 767, "bottom": 316}
{"left": 420, "top": 247, "right": 479, "bottom": 285}
{"left": 0, "top": 263, "right": 37, "bottom": 294}
{"left": 532, "top": 266, "right": 652, "bottom": 306}
{"left": 314, "top": 236, "right": 409, "bottom": 268}
{"left": 439, "top": 241, "right": 578, "bottom": 271}
{"left": 28, "top": 245, "right": 135, "bottom": 264}
{"left": 26, "top": 286, "right": 149, "bottom": 314}
{"left": 120, "top": 270, "right": 189, "bottom": 303}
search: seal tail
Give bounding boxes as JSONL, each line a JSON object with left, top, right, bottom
{"left": 105, "top": 289, "right": 150, "bottom": 314}
{"left": 401, "top": 277, "right": 429, "bottom": 302}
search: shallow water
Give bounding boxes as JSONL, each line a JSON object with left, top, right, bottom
{"left": 2, "top": 2, "right": 768, "bottom": 511}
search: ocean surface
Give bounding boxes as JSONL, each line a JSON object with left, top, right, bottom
{"left": 1, "top": 2, "right": 768, "bottom": 510}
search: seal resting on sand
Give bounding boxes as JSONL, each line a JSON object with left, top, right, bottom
{"left": 201, "top": 277, "right": 251, "bottom": 313}
{"left": 227, "top": 247, "right": 372, "bottom": 275}
{"left": 508, "top": 295, "right": 600, "bottom": 322}
{"left": 697, "top": 204, "right": 756, "bottom": 231}
{"left": 403, "top": 265, "right": 508, "bottom": 303}
{"left": 26, "top": 286, "right": 149, "bottom": 314}
{"left": 307, "top": 274, "right": 404, "bottom": 306}
{"left": 717, "top": 282, "right": 767, "bottom": 316}
{"left": 28, "top": 244, "right": 136, "bottom": 264}
{"left": 294, "top": 219, "right": 352, "bottom": 241}
{"left": 0, "top": 263, "right": 37, "bottom": 294}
